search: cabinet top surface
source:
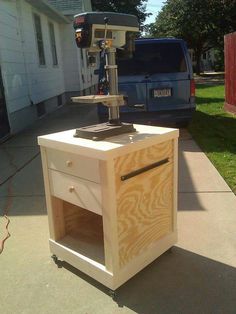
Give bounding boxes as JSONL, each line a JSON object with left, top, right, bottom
{"left": 38, "top": 124, "right": 179, "bottom": 159}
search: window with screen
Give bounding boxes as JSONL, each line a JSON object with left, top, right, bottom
{"left": 49, "top": 22, "right": 58, "bottom": 66}
{"left": 33, "top": 14, "right": 46, "bottom": 66}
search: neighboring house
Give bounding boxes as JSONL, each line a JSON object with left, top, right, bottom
{"left": 0, "top": 0, "right": 97, "bottom": 141}
{"left": 200, "top": 49, "right": 216, "bottom": 71}
{"left": 189, "top": 48, "right": 216, "bottom": 72}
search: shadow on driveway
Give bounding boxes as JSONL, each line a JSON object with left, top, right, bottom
{"left": 61, "top": 246, "right": 236, "bottom": 314}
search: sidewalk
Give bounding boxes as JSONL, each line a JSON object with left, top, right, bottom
{"left": 194, "top": 72, "right": 225, "bottom": 85}
{"left": 0, "top": 104, "right": 236, "bottom": 314}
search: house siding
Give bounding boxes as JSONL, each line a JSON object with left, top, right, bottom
{"left": 0, "top": 0, "right": 65, "bottom": 112}
{"left": 49, "top": 0, "right": 97, "bottom": 94}
{"left": 0, "top": 0, "right": 68, "bottom": 133}
{"left": 47, "top": 0, "right": 92, "bottom": 15}
{"left": 59, "top": 24, "right": 98, "bottom": 95}
{"left": 0, "top": 0, "right": 94, "bottom": 135}
{"left": 0, "top": 1, "right": 28, "bottom": 114}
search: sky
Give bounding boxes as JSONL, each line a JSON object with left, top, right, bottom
{"left": 145, "top": 0, "right": 165, "bottom": 24}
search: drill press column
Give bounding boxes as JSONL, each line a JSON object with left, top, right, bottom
{"left": 106, "top": 47, "right": 120, "bottom": 125}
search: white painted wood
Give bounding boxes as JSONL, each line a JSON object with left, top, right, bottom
{"left": 49, "top": 169, "right": 102, "bottom": 216}
{"left": 40, "top": 147, "right": 65, "bottom": 240}
{"left": 49, "top": 239, "right": 114, "bottom": 289}
{"left": 59, "top": 234, "right": 104, "bottom": 266}
{"left": 99, "top": 160, "right": 120, "bottom": 274}
{"left": 50, "top": 232, "right": 176, "bottom": 291}
{"left": 46, "top": 148, "right": 100, "bottom": 183}
{"left": 38, "top": 125, "right": 179, "bottom": 160}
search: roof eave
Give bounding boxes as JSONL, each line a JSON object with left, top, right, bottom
{"left": 25, "top": 0, "right": 71, "bottom": 24}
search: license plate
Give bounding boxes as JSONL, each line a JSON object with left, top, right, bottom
{"left": 153, "top": 88, "right": 172, "bottom": 98}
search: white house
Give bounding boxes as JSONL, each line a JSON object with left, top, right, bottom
{"left": 189, "top": 48, "right": 216, "bottom": 72}
{"left": 48, "top": 0, "right": 98, "bottom": 97}
{"left": 0, "top": 0, "right": 96, "bottom": 141}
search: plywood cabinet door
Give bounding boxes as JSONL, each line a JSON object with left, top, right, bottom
{"left": 114, "top": 140, "right": 174, "bottom": 268}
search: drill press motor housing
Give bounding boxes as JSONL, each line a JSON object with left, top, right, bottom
{"left": 73, "top": 12, "right": 138, "bottom": 51}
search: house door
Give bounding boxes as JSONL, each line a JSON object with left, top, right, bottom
{"left": 0, "top": 67, "right": 10, "bottom": 139}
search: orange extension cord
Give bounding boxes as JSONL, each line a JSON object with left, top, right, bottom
{"left": 0, "top": 179, "right": 12, "bottom": 254}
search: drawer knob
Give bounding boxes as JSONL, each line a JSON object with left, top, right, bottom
{"left": 66, "top": 160, "right": 73, "bottom": 167}
{"left": 69, "top": 186, "right": 75, "bottom": 193}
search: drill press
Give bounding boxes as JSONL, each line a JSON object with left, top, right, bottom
{"left": 71, "top": 12, "right": 139, "bottom": 140}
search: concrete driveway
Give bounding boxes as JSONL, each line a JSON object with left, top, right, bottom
{"left": 0, "top": 104, "right": 236, "bottom": 314}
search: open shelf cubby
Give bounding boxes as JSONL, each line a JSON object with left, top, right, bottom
{"left": 55, "top": 199, "right": 105, "bottom": 266}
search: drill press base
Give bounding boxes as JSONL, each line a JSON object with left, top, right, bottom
{"left": 74, "top": 122, "right": 136, "bottom": 141}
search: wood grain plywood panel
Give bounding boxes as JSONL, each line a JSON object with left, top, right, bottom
{"left": 115, "top": 141, "right": 174, "bottom": 268}
{"left": 115, "top": 140, "right": 173, "bottom": 188}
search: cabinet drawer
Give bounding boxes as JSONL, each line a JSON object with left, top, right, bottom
{"left": 49, "top": 170, "right": 102, "bottom": 215}
{"left": 46, "top": 148, "right": 100, "bottom": 183}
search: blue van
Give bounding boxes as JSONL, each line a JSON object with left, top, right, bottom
{"left": 98, "top": 38, "right": 195, "bottom": 126}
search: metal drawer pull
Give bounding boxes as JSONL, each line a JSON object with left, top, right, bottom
{"left": 121, "top": 158, "right": 169, "bottom": 181}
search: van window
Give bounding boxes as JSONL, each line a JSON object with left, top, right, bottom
{"left": 117, "top": 42, "right": 187, "bottom": 76}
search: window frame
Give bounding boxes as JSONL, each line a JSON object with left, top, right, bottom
{"left": 33, "top": 13, "right": 46, "bottom": 66}
{"left": 48, "top": 21, "right": 58, "bottom": 66}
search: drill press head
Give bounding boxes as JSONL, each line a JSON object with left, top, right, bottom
{"left": 73, "top": 12, "right": 139, "bottom": 51}
{"left": 72, "top": 12, "right": 139, "bottom": 140}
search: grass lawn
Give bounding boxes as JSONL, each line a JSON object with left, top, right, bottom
{"left": 188, "top": 84, "right": 236, "bottom": 194}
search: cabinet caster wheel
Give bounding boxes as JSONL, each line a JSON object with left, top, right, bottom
{"left": 51, "top": 254, "right": 58, "bottom": 263}
{"left": 108, "top": 289, "right": 116, "bottom": 300}
{"left": 51, "top": 254, "right": 62, "bottom": 268}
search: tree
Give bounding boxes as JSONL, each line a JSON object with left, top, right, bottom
{"left": 149, "top": 0, "right": 236, "bottom": 74}
{"left": 91, "top": 0, "right": 150, "bottom": 28}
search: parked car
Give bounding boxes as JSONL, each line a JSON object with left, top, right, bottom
{"left": 98, "top": 38, "right": 195, "bottom": 126}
